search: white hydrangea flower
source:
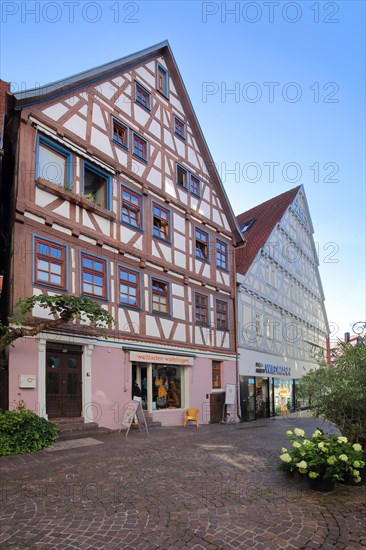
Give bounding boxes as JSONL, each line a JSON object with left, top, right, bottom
{"left": 294, "top": 428, "right": 305, "bottom": 437}
{"left": 280, "top": 453, "right": 292, "bottom": 463}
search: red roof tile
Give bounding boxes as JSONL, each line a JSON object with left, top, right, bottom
{"left": 235, "top": 186, "right": 301, "bottom": 275}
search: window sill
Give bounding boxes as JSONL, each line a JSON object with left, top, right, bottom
{"left": 151, "top": 311, "right": 171, "bottom": 319}
{"left": 135, "top": 100, "right": 151, "bottom": 113}
{"left": 190, "top": 191, "right": 202, "bottom": 199}
{"left": 132, "top": 153, "right": 148, "bottom": 164}
{"left": 174, "top": 132, "right": 186, "bottom": 142}
{"left": 36, "top": 178, "right": 116, "bottom": 221}
{"left": 195, "top": 256, "right": 210, "bottom": 264}
{"left": 112, "top": 139, "right": 128, "bottom": 151}
{"left": 156, "top": 89, "right": 169, "bottom": 101}
{"left": 121, "top": 221, "right": 144, "bottom": 233}
{"left": 153, "top": 236, "right": 171, "bottom": 246}
{"left": 80, "top": 293, "right": 109, "bottom": 303}
{"left": 118, "top": 304, "right": 141, "bottom": 312}
{"left": 33, "top": 281, "right": 68, "bottom": 293}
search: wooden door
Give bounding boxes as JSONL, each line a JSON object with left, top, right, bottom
{"left": 210, "top": 391, "right": 225, "bottom": 423}
{"left": 46, "top": 350, "right": 82, "bottom": 418}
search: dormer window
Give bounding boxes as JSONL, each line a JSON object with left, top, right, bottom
{"left": 241, "top": 218, "right": 256, "bottom": 233}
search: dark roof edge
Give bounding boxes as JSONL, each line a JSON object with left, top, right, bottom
{"left": 13, "top": 40, "right": 243, "bottom": 242}
{"left": 13, "top": 40, "right": 170, "bottom": 104}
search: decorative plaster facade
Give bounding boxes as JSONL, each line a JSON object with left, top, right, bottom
{"left": 236, "top": 186, "right": 328, "bottom": 420}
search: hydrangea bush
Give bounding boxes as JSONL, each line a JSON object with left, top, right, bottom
{"left": 279, "top": 428, "right": 365, "bottom": 483}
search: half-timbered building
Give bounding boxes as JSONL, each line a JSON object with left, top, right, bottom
{"left": 236, "top": 186, "right": 328, "bottom": 420}
{"left": 5, "top": 42, "right": 242, "bottom": 428}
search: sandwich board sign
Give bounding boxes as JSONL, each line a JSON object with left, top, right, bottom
{"left": 120, "top": 400, "right": 149, "bottom": 438}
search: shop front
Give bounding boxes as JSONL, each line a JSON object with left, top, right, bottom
{"left": 128, "top": 349, "right": 193, "bottom": 426}
{"left": 239, "top": 350, "right": 316, "bottom": 421}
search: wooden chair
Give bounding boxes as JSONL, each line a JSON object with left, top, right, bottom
{"left": 184, "top": 408, "right": 199, "bottom": 428}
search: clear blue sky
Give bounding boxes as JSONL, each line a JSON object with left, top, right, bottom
{"left": 1, "top": 0, "right": 365, "bottom": 341}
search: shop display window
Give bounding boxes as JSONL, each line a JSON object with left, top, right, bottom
{"left": 273, "top": 379, "right": 293, "bottom": 414}
{"left": 152, "top": 365, "right": 181, "bottom": 409}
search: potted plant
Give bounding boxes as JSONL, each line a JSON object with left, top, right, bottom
{"left": 278, "top": 428, "right": 366, "bottom": 491}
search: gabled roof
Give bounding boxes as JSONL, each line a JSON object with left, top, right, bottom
{"left": 13, "top": 41, "right": 243, "bottom": 242}
{"left": 236, "top": 186, "right": 301, "bottom": 274}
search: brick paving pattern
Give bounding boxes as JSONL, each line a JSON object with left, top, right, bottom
{"left": 1, "top": 416, "right": 365, "bottom": 549}
{"left": 44, "top": 438, "right": 104, "bottom": 453}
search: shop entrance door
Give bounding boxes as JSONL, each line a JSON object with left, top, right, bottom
{"left": 46, "top": 348, "right": 82, "bottom": 419}
{"left": 133, "top": 364, "right": 148, "bottom": 410}
{"left": 255, "top": 378, "right": 270, "bottom": 418}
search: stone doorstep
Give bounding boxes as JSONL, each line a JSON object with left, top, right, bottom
{"left": 55, "top": 416, "right": 161, "bottom": 441}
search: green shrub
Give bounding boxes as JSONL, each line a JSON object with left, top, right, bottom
{"left": 0, "top": 408, "right": 59, "bottom": 455}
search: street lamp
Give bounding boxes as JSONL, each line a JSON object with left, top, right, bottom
{"left": 352, "top": 321, "right": 366, "bottom": 346}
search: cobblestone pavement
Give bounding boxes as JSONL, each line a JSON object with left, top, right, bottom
{"left": 1, "top": 416, "right": 365, "bottom": 550}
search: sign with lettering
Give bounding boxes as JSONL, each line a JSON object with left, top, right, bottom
{"left": 129, "top": 351, "right": 193, "bottom": 366}
{"left": 120, "top": 401, "right": 149, "bottom": 438}
{"left": 264, "top": 364, "right": 292, "bottom": 377}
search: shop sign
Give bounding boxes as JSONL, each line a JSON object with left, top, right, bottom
{"left": 264, "top": 364, "right": 291, "bottom": 376}
{"left": 129, "top": 351, "right": 193, "bottom": 365}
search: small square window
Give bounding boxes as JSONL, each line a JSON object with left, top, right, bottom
{"left": 135, "top": 82, "right": 151, "bottom": 110}
{"left": 216, "top": 300, "right": 228, "bottom": 331}
{"left": 152, "top": 278, "right": 170, "bottom": 315}
{"left": 174, "top": 116, "right": 186, "bottom": 139}
{"left": 81, "top": 253, "right": 107, "bottom": 299}
{"left": 190, "top": 174, "right": 201, "bottom": 196}
{"left": 119, "top": 266, "right": 140, "bottom": 308}
{"left": 83, "top": 163, "right": 110, "bottom": 209}
{"left": 34, "top": 237, "right": 67, "bottom": 289}
{"left": 195, "top": 228, "right": 209, "bottom": 262}
{"left": 157, "top": 64, "right": 169, "bottom": 97}
{"left": 153, "top": 203, "right": 170, "bottom": 242}
{"left": 112, "top": 118, "right": 128, "bottom": 149}
{"left": 121, "top": 186, "right": 142, "bottom": 229}
{"left": 132, "top": 132, "right": 148, "bottom": 162}
{"left": 195, "top": 293, "right": 209, "bottom": 326}
{"left": 216, "top": 239, "right": 228, "bottom": 270}
{"left": 177, "top": 165, "right": 188, "bottom": 189}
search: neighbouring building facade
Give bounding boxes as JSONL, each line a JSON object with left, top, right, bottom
{"left": 3, "top": 42, "right": 243, "bottom": 428}
{"left": 235, "top": 186, "right": 328, "bottom": 421}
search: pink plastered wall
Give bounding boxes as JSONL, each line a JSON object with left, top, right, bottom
{"left": 8, "top": 339, "right": 39, "bottom": 413}
{"left": 90, "top": 346, "right": 131, "bottom": 430}
{"left": 188, "top": 357, "right": 212, "bottom": 424}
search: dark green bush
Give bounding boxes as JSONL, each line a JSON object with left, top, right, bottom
{"left": 0, "top": 408, "right": 59, "bottom": 455}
